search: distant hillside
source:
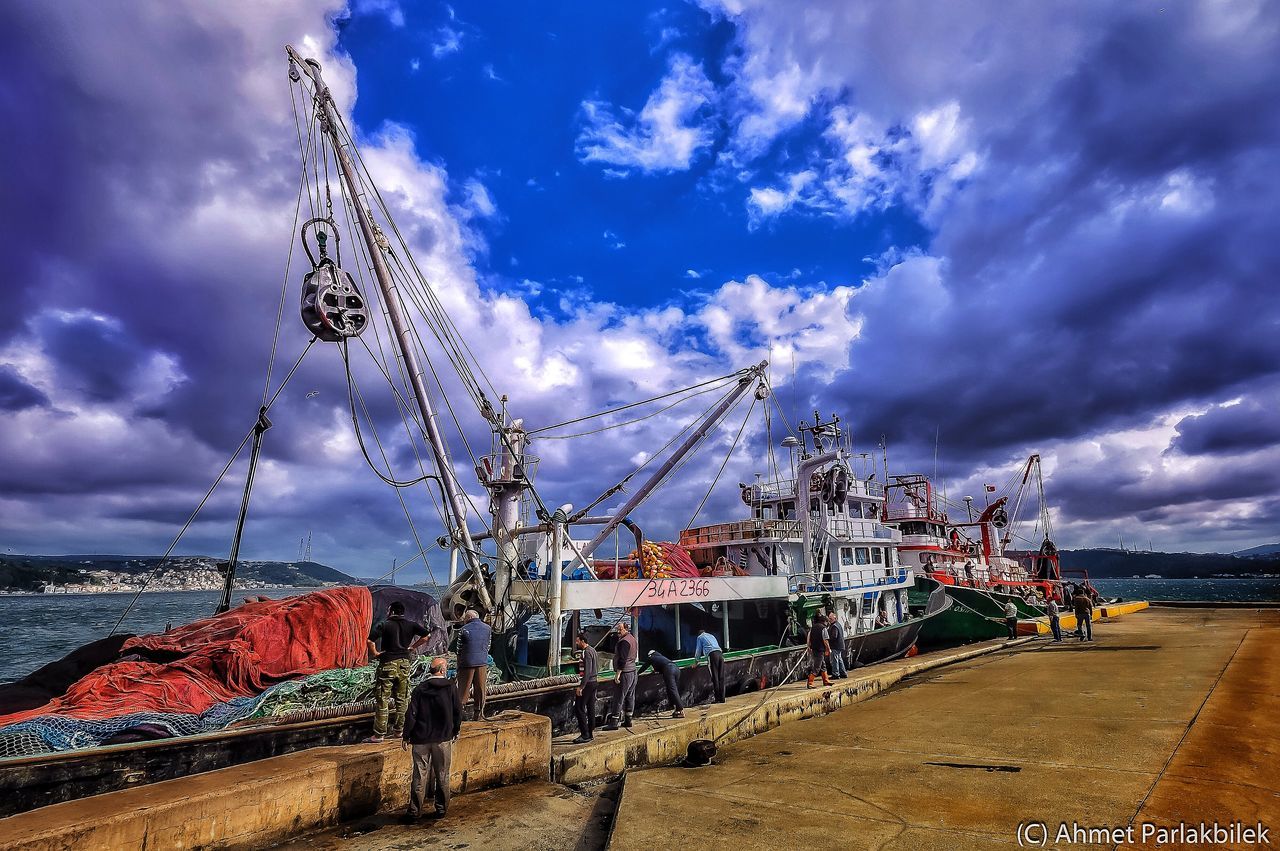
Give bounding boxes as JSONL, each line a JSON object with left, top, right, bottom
{"left": 1234, "top": 542, "right": 1280, "bottom": 557}
{"left": 0, "top": 554, "right": 359, "bottom": 593}
{"left": 1059, "top": 548, "right": 1280, "bottom": 579}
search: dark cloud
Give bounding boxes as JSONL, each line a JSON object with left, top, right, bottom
{"left": 1170, "top": 386, "right": 1280, "bottom": 456}
{"left": 30, "top": 311, "right": 166, "bottom": 403}
{"left": 1, "top": 0, "right": 1278, "bottom": 568}
{"left": 0, "top": 365, "right": 46, "bottom": 411}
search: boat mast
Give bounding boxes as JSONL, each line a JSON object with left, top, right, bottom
{"left": 571, "top": 361, "right": 768, "bottom": 567}
{"left": 286, "top": 47, "right": 482, "bottom": 581}
{"left": 216, "top": 407, "right": 272, "bottom": 614}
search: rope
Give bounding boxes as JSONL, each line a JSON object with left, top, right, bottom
{"left": 533, "top": 379, "right": 735, "bottom": 440}
{"left": 528, "top": 371, "right": 744, "bottom": 436}
{"left": 107, "top": 340, "right": 316, "bottom": 635}
{"left": 684, "top": 395, "right": 758, "bottom": 530}
{"left": 340, "top": 340, "right": 436, "bottom": 488}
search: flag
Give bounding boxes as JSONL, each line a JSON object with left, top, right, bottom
{"left": 984, "top": 484, "right": 996, "bottom": 492}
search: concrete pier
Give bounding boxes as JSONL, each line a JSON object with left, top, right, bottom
{"left": 609, "top": 607, "right": 1280, "bottom": 850}
{"left": 1, "top": 712, "right": 550, "bottom": 850}
{"left": 553, "top": 635, "right": 1036, "bottom": 786}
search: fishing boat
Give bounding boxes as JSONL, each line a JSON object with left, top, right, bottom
{"left": 887, "top": 456, "right": 1066, "bottom": 646}
{"left": 0, "top": 46, "right": 951, "bottom": 815}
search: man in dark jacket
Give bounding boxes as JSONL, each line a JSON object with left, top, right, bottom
{"left": 603, "top": 621, "right": 638, "bottom": 730}
{"left": 638, "top": 649, "right": 684, "bottom": 718}
{"left": 572, "top": 632, "right": 598, "bottom": 743}
{"left": 824, "top": 610, "right": 848, "bottom": 680}
{"left": 1072, "top": 589, "right": 1094, "bottom": 642}
{"left": 365, "top": 601, "right": 431, "bottom": 743}
{"left": 401, "top": 656, "right": 462, "bottom": 821}
{"left": 806, "top": 613, "right": 832, "bottom": 688}
{"left": 455, "top": 609, "right": 492, "bottom": 721}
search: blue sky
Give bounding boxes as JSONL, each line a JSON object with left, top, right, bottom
{"left": 337, "top": 2, "right": 925, "bottom": 313}
{"left": 2, "top": 0, "right": 1279, "bottom": 580}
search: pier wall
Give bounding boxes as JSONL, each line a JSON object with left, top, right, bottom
{"left": 554, "top": 637, "right": 1035, "bottom": 785}
{"left": 1017, "top": 599, "right": 1149, "bottom": 635}
{"left": 2, "top": 712, "right": 550, "bottom": 851}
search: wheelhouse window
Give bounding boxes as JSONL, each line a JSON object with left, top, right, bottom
{"left": 781, "top": 501, "right": 796, "bottom": 520}
{"left": 840, "top": 547, "right": 855, "bottom": 567}
{"left": 871, "top": 548, "right": 883, "bottom": 564}
{"left": 855, "top": 547, "right": 870, "bottom": 565}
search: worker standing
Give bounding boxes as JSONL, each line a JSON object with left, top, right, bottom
{"left": 639, "top": 649, "right": 685, "bottom": 718}
{"left": 806, "top": 613, "right": 832, "bottom": 688}
{"left": 1002, "top": 599, "right": 1018, "bottom": 640}
{"left": 693, "top": 627, "right": 726, "bottom": 703}
{"left": 1045, "top": 596, "right": 1063, "bottom": 642}
{"left": 572, "top": 632, "right": 598, "bottom": 743}
{"left": 455, "top": 610, "right": 492, "bottom": 721}
{"left": 1072, "top": 588, "right": 1094, "bottom": 641}
{"left": 604, "top": 621, "right": 638, "bottom": 730}
{"left": 400, "top": 656, "right": 462, "bottom": 822}
{"left": 825, "top": 610, "right": 848, "bottom": 680}
{"left": 364, "top": 600, "right": 431, "bottom": 743}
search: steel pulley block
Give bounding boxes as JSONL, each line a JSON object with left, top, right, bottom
{"left": 299, "top": 218, "right": 369, "bottom": 342}
{"left": 300, "top": 262, "right": 369, "bottom": 341}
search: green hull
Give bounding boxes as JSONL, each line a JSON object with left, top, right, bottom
{"left": 909, "top": 580, "right": 1045, "bottom": 648}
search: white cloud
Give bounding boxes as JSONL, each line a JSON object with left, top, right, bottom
{"left": 747, "top": 169, "right": 818, "bottom": 224}
{"left": 462, "top": 178, "right": 497, "bottom": 218}
{"left": 431, "top": 26, "right": 462, "bottom": 58}
{"left": 351, "top": 0, "right": 404, "bottom": 27}
{"left": 576, "top": 54, "right": 717, "bottom": 173}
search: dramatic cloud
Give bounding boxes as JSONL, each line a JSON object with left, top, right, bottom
{"left": 695, "top": 0, "right": 1280, "bottom": 550}
{"left": 576, "top": 53, "right": 717, "bottom": 173}
{"left": 1, "top": 0, "right": 1277, "bottom": 577}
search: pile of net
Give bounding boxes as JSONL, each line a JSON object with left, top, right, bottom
{"left": 0, "top": 587, "right": 387, "bottom": 758}
{"left": 597, "top": 541, "right": 700, "bottom": 580}
{"left": 0, "top": 587, "right": 374, "bottom": 730}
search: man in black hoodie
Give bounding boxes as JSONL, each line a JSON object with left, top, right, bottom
{"left": 401, "top": 656, "right": 463, "bottom": 821}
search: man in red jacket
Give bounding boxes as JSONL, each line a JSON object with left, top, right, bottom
{"left": 401, "top": 657, "right": 463, "bottom": 822}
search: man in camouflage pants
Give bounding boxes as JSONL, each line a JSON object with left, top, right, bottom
{"left": 364, "top": 601, "right": 431, "bottom": 743}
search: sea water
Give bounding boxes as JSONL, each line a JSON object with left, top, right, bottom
{"left": 1, "top": 578, "right": 1276, "bottom": 685}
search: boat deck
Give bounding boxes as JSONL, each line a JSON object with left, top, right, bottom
{"left": 610, "top": 606, "right": 1280, "bottom": 849}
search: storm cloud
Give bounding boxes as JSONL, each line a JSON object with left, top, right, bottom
{"left": 0, "top": 0, "right": 1277, "bottom": 577}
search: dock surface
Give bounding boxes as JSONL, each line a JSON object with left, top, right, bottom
{"left": 610, "top": 607, "right": 1279, "bottom": 849}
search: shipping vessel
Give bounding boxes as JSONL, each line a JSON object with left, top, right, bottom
{"left": 886, "top": 455, "right": 1072, "bottom": 646}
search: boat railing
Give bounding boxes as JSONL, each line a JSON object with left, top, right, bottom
{"left": 746, "top": 477, "right": 885, "bottom": 503}
{"left": 819, "top": 517, "right": 898, "bottom": 541}
{"left": 475, "top": 452, "right": 540, "bottom": 485}
{"left": 680, "top": 518, "right": 803, "bottom": 546}
{"left": 788, "top": 566, "right": 911, "bottom": 595}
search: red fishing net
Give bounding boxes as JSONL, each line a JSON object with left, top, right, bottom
{"left": 0, "top": 586, "right": 373, "bottom": 726}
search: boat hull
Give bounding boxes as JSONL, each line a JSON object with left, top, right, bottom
{"left": 496, "top": 608, "right": 932, "bottom": 734}
{"left": 911, "top": 579, "right": 1044, "bottom": 647}
{"left": 0, "top": 591, "right": 951, "bottom": 816}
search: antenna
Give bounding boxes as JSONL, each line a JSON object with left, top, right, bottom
{"left": 933, "top": 426, "right": 940, "bottom": 483}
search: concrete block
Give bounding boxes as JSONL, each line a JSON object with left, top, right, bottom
{"left": 1, "top": 711, "right": 550, "bottom": 851}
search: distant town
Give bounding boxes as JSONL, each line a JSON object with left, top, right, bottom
{"left": 24, "top": 567, "right": 307, "bottom": 595}
{"left": 0, "top": 555, "right": 358, "bottom": 595}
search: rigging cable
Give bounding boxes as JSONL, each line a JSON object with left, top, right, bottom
{"left": 528, "top": 370, "right": 745, "bottom": 437}
{"left": 532, "top": 378, "right": 737, "bottom": 440}
{"left": 107, "top": 339, "right": 317, "bottom": 635}
{"left": 684, "top": 395, "right": 759, "bottom": 531}
{"left": 340, "top": 341, "right": 443, "bottom": 587}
